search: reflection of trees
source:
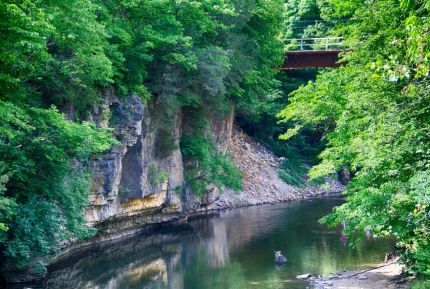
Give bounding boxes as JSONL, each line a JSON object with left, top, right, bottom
{"left": 223, "top": 206, "right": 287, "bottom": 251}
{"left": 225, "top": 198, "right": 393, "bottom": 283}
{"left": 42, "top": 232, "right": 186, "bottom": 289}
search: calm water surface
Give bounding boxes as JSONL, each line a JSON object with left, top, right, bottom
{"left": 10, "top": 197, "right": 393, "bottom": 289}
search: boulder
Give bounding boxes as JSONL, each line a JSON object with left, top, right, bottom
{"left": 274, "top": 251, "right": 287, "bottom": 264}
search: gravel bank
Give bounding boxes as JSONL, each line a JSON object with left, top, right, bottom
{"left": 308, "top": 261, "right": 411, "bottom": 289}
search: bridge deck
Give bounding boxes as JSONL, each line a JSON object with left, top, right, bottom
{"left": 280, "top": 50, "right": 342, "bottom": 69}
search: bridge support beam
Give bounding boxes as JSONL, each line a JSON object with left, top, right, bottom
{"left": 281, "top": 50, "right": 342, "bottom": 69}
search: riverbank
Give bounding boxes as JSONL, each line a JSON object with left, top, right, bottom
{"left": 1, "top": 198, "right": 395, "bottom": 289}
{"left": 308, "top": 260, "right": 412, "bottom": 289}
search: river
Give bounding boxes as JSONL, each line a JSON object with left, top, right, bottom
{"left": 7, "top": 197, "right": 393, "bottom": 289}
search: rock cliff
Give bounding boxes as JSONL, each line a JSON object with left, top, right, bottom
{"left": 81, "top": 93, "right": 341, "bottom": 242}
{"left": 83, "top": 91, "right": 184, "bottom": 240}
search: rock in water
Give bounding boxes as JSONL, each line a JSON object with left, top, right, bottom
{"left": 296, "top": 273, "right": 311, "bottom": 280}
{"left": 274, "top": 251, "right": 287, "bottom": 264}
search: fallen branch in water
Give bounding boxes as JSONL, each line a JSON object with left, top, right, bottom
{"left": 344, "top": 260, "right": 398, "bottom": 278}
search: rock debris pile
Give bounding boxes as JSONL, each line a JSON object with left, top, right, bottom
{"left": 210, "top": 127, "right": 342, "bottom": 209}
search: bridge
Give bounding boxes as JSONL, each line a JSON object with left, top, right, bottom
{"left": 281, "top": 37, "right": 344, "bottom": 69}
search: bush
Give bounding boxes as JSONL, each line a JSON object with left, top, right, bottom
{"left": 277, "top": 160, "right": 307, "bottom": 187}
{"left": 411, "top": 279, "right": 430, "bottom": 289}
{"left": 0, "top": 102, "right": 115, "bottom": 269}
{"left": 180, "top": 134, "right": 242, "bottom": 196}
{"left": 148, "top": 164, "right": 169, "bottom": 189}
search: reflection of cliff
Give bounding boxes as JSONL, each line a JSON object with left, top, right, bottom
{"left": 41, "top": 206, "right": 268, "bottom": 289}
{"left": 207, "top": 219, "right": 230, "bottom": 267}
{"left": 40, "top": 218, "right": 233, "bottom": 289}
{"left": 42, "top": 231, "right": 186, "bottom": 289}
{"left": 90, "top": 258, "right": 168, "bottom": 289}
{"left": 190, "top": 218, "right": 230, "bottom": 267}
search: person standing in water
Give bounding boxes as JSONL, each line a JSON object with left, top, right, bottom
{"left": 340, "top": 220, "right": 347, "bottom": 246}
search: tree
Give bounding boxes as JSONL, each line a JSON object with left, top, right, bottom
{"left": 279, "top": 0, "right": 430, "bottom": 278}
{"left": 0, "top": 102, "right": 115, "bottom": 271}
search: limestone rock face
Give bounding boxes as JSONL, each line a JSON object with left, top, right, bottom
{"left": 82, "top": 93, "right": 242, "bottom": 242}
{"left": 210, "top": 110, "right": 234, "bottom": 153}
{"left": 85, "top": 92, "right": 184, "bottom": 235}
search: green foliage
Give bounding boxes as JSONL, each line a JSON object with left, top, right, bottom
{"left": 0, "top": 0, "right": 50, "bottom": 104}
{"left": 238, "top": 0, "right": 335, "bottom": 187}
{"left": 284, "top": 0, "right": 345, "bottom": 49}
{"left": 285, "top": 0, "right": 323, "bottom": 40}
{"left": 277, "top": 166, "right": 306, "bottom": 187}
{"left": 148, "top": 164, "right": 169, "bottom": 189}
{"left": 181, "top": 133, "right": 242, "bottom": 196}
{"left": 0, "top": 102, "right": 115, "bottom": 268}
{"left": 0, "top": 0, "right": 114, "bottom": 112}
{"left": 174, "top": 185, "right": 182, "bottom": 195}
{"left": 2, "top": 0, "right": 285, "bottom": 114}
{"left": 277, "top": 68, "right": 348, "bottom": 141}
{"left": 237, "top": 68, "right": 324, "bottom": 187}
{"left": 0, "top": 164, "right": 14, "bottom": 234}
{"left": 154, "top": 128, "right": 178, "bottom": 159}
{"left": 42, "top": 0, "right": 114, "bottom": 111}
{"left": 410, "top": 279, "right": 430, "bottom": 289}
{"left": 280, "top": 0, "right": 430, "bottom": 278}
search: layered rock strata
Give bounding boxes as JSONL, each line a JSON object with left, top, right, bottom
{"left": 84, "top": 93, "right": 342, "bottom": 240}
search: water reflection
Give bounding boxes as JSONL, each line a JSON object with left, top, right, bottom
{"left": 5, "top": 198, "right": 394, "bottom": 289}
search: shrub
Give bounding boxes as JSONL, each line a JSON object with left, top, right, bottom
{"left": 180, "top": 134, "right": 242, "bottom": 196}
{"left": 0, "top": 103, "right": 115, "bottom": 269}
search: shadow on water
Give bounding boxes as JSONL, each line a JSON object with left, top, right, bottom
{"left": 4, "top": 197, "right": 394, "bottom": 289}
